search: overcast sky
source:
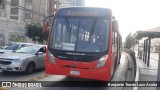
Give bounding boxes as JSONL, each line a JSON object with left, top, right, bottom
{"left": 85, "top": 0, "right": 160, "bottom": 41}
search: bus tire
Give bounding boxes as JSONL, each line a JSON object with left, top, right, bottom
{"left": 110, "top": 73, "right": 114, "bottom": 79}
{"left": 111, "top": 62, "right": 116, "bottom": 79}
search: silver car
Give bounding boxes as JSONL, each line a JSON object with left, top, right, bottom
{"left": 0, "top": 45, "right": 46, "bottom": 74}
{"left": 0, "top": 42, "right": 33, "bottom": 54}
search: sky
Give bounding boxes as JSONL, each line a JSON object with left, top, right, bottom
{"left": 85, "top": 0, "right": 160, "bottom": 41}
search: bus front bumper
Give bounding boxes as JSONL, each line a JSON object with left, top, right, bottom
{"left": 45, "top": 64, "right": 111, "bottom": 81}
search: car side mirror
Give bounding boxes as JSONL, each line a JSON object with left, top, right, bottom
{"left": 36, "top": 52, "right": 44, "bottom": 55}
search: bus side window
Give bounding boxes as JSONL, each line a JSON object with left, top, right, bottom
{"left": 115, "top": 32, "right": 118, "bottom": 50}
{"left": 112, "top": 32, "right": 118, "bottom": 51}
{"left": 112, "top": 32, "right": 115, "bottom": 51}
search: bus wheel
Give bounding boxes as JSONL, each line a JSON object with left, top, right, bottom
{"left": 110, "top": 74, "right": 114, "bottom": 79}
{"left": 111, "top": 63, "right": 116, "bottom": 79}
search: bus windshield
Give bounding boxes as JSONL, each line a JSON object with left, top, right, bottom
{"left": 50, "top": 17, "right": 109, "bottom": 53}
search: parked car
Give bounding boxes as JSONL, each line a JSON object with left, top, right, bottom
{"left": 0, "top": 45, "right": 46, "bottom": 74}
{"left": 0, "top": 42, "right": 33, "bottom": 54}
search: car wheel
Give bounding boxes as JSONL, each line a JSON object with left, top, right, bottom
{"left": 25, "top": 63, "right": 35, "bottom": 74}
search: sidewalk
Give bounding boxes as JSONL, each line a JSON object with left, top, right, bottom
{"left": 135, "top": 51, "right": 158, "bottom": 69}
{"left": 150, "top": 53, "right": 158, "bottom": 61}
{"left": 135, "top": 51, "right": 157, "bottom": 90}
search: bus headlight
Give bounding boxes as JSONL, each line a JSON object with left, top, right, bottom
{"left": 48, "top": 51, "right": 56, "bottom": 64}
{"left": 95, "top": 55, "right": 108, "bottom": 68}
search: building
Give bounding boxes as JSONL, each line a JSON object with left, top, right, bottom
{"left": 0, "top": 0, "right": 49, "bottom": 46}
{"left": 0, "top": 0, "right": 85, "bottom": 45}
{"left": 0, "top": 0, "right": 49, "bottom": 23}
{"left": 0, "top": 3, "right": 4, "bottom": 17}
{"left": 48, "top": 0, "right": 85, "bottom": 27}
{"left": 59, "top": 0, "right": 85, "bottom": 9}
{"left": 48, "top": 0, "right": 85, "bottom": 16}
{"left": 49, "top": 0, "right": 60, "bottom": 16}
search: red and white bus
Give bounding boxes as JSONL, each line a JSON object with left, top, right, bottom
{"left": 43, "top": 7, "right": 122, "bottom": 81}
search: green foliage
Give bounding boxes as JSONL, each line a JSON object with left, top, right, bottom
{"left": 124, "top": 33, "right": 138, "bottom": 49}
{"left": 0, "top": 0, "right": 4, "bottom": 5}
{"left": 25, "top": 23, "right": 49, "bottom": 44}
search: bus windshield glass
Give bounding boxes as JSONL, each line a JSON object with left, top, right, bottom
{"left": 50, "top": 17, "right": 109, "bottom": 53}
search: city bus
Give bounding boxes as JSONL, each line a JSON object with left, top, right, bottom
{"left": 43, "top": 7, "right": 122, "bottom": 81}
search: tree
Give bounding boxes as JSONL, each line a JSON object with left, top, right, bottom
{"left": 25, "top": 23, "right": 49, "bottom": 44}
{"left": 0, "top": 0, "right": 4, "bottom": 5}
{"left": 124, "top": 32, "right": 137, "bottom": 49}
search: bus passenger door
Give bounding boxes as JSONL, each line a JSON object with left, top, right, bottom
{"left": 111, "top": 31, "right": 118, "bottom": 78}
{"left": 117, "top": 34, "right": 121, "bottom": 65}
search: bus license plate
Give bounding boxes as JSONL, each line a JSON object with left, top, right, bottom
{"left": 70, "top": 70, "right": 80, "bottom": 75}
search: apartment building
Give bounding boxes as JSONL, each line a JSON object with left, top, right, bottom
{"left": 0, "top": 0, "right": 49, "bottom": 23}
{"left": 0, "top": 0, "right": 49, "bottom": 46}
{"left": 59, "top": 0, "right": 85, "bottom": 8}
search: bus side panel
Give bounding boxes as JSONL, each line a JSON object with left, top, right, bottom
{"left": 110, "top": 14, "right": 118, "bottom": 78}
{"left": 111, "top": 51, "right": 117, "bottom": 76}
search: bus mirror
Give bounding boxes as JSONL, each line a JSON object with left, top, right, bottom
{"left": 42, "top": 15, "right": 54, "bottom": 33}
{"left": 112, "top": 20, "right": 119, "bottom": 32}
{"left": 42, "top": 21, "right": 48, "bottom": 33}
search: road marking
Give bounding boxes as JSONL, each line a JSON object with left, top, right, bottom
{"left": 29, "top": 74, "right": 51, "bottom": 81}
{"left": 37, "top": 76, "right": 44, "bottom": 79}
{"left": 0, "top": 87, "right": 8, "bottom": 90}
{"left": 43, "top": 74, "right": 50, "bottom": 77}
{"left": 30, "top": 78, "right": 37, "bottom": 81}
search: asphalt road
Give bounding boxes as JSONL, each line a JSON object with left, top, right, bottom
{"left": 1, "top": 52, "right": 135, "bottom": 90}
{"left": 0, "top": 69, "right": 45, "bottom": 81}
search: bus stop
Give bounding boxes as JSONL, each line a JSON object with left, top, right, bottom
{"left": 135, "top": 31, "right": 160, "bottom": 89}
{"left": 136, "top": 31, "right": 160, "bottom": 66}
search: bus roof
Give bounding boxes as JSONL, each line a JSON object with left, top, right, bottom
{"left": 55, "top": 7, "right": 112, "bottom": 17}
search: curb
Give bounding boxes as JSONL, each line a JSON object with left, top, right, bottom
{"left": 133, "top": 60, "right": 140, "bottom": 90}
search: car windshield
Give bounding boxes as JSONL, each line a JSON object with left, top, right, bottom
{"left": 50, "top": 18, "right": 109, "bottom": 52}
{"left": 5, "top": 43, "right": 20, "bottom": 50}
{"left": 15, "top": 46, "right": 39, "bottom": 54}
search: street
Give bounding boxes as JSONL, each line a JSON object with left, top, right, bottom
{"left": 1, "top": 52, "right": 135, "bottom": 90}
{"left": 0, "top": 69, "right": 45, "bottom": 81}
